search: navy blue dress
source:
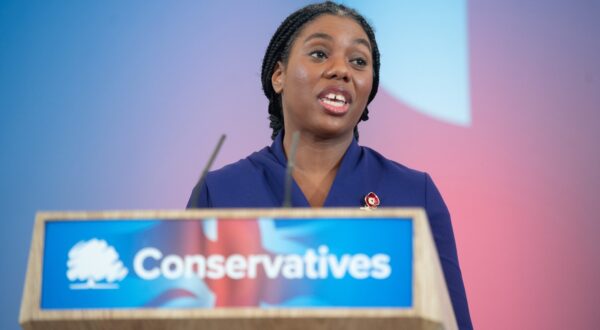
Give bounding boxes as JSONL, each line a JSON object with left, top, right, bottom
{"left": 187, "top": 133, "right": 473, "bottom": 329}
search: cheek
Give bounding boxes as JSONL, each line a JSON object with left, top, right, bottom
{"left": 281, "top": 63, "right": 312, "bottom": 116}
{"left": 356, "top": 72, "right": 373, "bottom": 95}
{"left": 354, "top": 73, "right": 374, "bottom": 110}
{"left": 289, "top": 64, "right": 310, "bottom": 89}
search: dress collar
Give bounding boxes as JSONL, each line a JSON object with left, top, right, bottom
{"left": 269, "top": 131, "right": 364, "bottom": 207}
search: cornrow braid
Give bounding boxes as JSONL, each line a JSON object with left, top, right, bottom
{"left": 261, "top": 1, "right": 380, "bottom": 141}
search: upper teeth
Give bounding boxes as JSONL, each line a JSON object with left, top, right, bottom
{"left": 325, "top": 93, "right": 346, "bottom": 103}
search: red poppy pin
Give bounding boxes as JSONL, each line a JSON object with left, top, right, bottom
{"left": 361, "top": 192, "right": 380, "bottom": 210}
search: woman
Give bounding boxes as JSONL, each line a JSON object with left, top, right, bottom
{"left": 188, "top": 2, "right": 472, "bottom": 328}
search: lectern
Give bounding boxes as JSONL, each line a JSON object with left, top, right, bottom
{"left": 20, "top": 208, "right": 457, "bottom": 329}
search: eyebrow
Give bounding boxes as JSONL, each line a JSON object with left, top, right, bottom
{"left": 303, "top": 32, "right": 372, "bottom": 52}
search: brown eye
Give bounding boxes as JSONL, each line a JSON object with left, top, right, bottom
{"left": 310, "top": 50, "right": 328, "bottom": 60}
{"left": 351, "top": 57, "right": 368, "bottom": 67}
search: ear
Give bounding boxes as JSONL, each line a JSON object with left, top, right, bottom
{"left": 271, "top": 61, "right": 285, "bottom": 94}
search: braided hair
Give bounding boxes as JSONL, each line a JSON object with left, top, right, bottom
{"left": 261, "top": 1, "right": 381, "bottom": 141}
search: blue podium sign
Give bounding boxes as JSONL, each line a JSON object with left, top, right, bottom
{"left": 40, "top": 216, "right": 413, "bottom": 310}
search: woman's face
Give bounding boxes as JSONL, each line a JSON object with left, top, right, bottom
{"left": 272, "top": 14, "right": 374, "bottom": 140}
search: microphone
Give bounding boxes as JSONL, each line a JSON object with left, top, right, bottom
{"left": 188, "top": 134, "right": 226, "bottom": 209}
{"left": 282, "top": 131, "right": 300, "bottom": 208}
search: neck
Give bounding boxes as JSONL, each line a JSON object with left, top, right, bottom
{"left": 282, "top": 130, "right": 354, "bottom": 207}
{"left": 283, "top": 131, "right": 353, "bottom": 174}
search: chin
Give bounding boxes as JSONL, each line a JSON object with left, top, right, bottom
{"left": 312, "top": 125, "right": 355, "bottom": 140}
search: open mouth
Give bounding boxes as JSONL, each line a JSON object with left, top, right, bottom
{"left": 318, "top": 92, "right": 351, "bottom": 114}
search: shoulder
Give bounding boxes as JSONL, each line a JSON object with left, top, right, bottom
{"left": 361, "top": 146, "right": 428, "bottom": 187}
{"left": 205, "top": 147, "right": 272, "bottom": 185}
{"left": 197, "top": 146, "right": 283, "bottom": 208}
{"left": 358, "top": 145, "right": 446, "bottom": 209}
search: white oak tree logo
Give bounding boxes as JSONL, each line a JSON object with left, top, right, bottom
{"left": 66, "top": 238, "right": 128, "bottom": 289}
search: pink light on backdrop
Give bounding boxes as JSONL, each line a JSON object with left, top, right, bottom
{"left": 358, "top": 1, "right": 600, "bottom": 329}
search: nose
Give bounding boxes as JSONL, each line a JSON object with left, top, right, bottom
{"left": 323, "top": 56, "right": 351, "bottom": 83}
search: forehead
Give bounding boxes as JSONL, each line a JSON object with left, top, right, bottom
{"left": 295, "top": 14, "right": 370, "bottom": 47}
